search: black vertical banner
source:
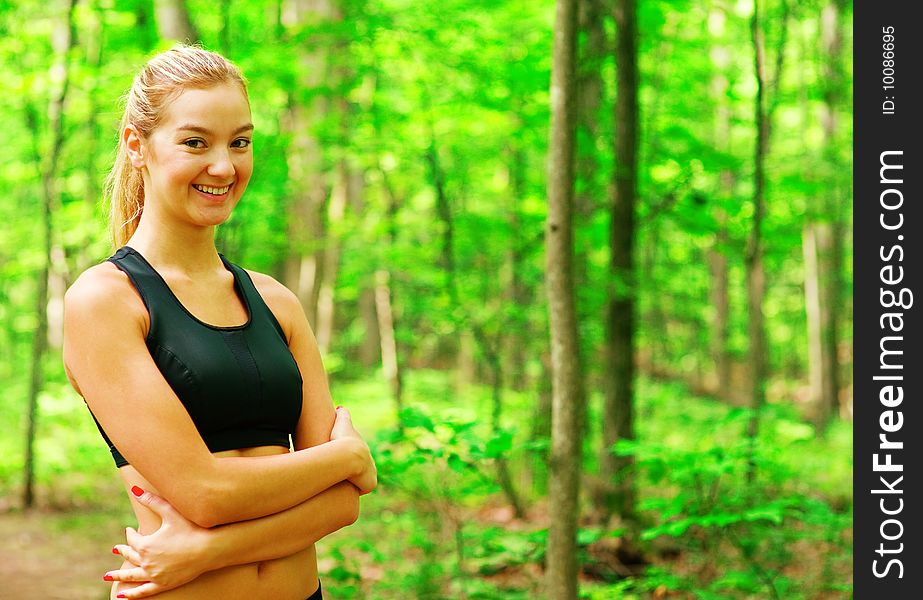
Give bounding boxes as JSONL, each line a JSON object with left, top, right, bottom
{"left": 854, "top": 1, "right": 921, "bottom": 597}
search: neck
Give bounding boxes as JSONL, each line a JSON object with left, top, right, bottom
{"left": 126, "top": 211, "right": 224, "bottom": 276}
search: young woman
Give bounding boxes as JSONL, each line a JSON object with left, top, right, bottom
{"left": 62, "top": 45, "right": 376, "bottom": 599}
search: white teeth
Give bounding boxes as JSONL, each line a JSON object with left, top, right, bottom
{"left": 193, "top": 184, "right": 231, "bottom": 195}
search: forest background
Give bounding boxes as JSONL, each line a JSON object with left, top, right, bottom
{"left": 0, "top": 0, "right": 853, "bottom": 598}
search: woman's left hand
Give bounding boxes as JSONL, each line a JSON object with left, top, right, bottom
{"left": 105, "top": 488, "right": 216, "bottom": 598}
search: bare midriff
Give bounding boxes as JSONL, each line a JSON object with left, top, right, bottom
{"left": 111, "top": 446, "right": 317, "bottom": 600}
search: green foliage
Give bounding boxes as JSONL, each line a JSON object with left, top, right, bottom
{"left": 375, "top": 404, "right": 517, "bottom": 500}
{"left": 614, "top": 400, "right": 851, "bottom": 598}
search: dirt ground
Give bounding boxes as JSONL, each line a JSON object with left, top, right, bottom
{"left": 0, "top": 510, "right": 124, "bottom": 600}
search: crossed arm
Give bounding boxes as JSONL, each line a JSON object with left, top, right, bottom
{"left": 107, "top": 425, "right": 365, "bottom": 598}
{"left": 63, "top": 265, "right": 377, "bottom": 597}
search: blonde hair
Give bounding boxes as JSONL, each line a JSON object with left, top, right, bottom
{"left": 105, "top": 44, "right": 248, "bottom": 248}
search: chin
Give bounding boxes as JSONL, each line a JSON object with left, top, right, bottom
{"left": 194, "top": 204, "right": 239, "bottom": 227}
{"left": 201, "top": 214, "right": 234, "bottom": 227}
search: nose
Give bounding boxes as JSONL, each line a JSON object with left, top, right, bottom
{"left": 207, "top": 148, "right": 236, "bottom": 179}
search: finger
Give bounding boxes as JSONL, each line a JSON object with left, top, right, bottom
{"left": 104, "top": 566, "right": 150, "bottom": 583}
{"left": 129, "top": 486, "right": 179, "bottom": 520}
{"left": 115, "top": 582, "right": 165, "bottom": 599}
{"left": 112, "top": 543, "right": 143, "bottom": 567}
{"left": 125, "top": 526, "right": 145, "bottom": 549}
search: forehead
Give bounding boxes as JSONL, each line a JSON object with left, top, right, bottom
{"left": 159, "top": 83, "right": 251, "bottom": 133}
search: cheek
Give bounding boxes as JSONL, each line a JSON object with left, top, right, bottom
{"left": 237, "top": 158, "right": 254, "bottom": 185}
{"left": 166, "top": 158, "right": 202, "bottom": 184}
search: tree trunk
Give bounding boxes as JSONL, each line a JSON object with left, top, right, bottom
{"left": 599, "top": 0, "right": 639, "bottom": 526}
{"left": 806, "top": 0, "right": 846, "bottom": 430}
{"left": 709, "top": 193, "right": 732, "bottom": 400}
{"left": 426, "top": 135, "right": 470, "bottom": 389}
{"left": 709, "top": 47, "right": 734, "bottom": 400}
{"left": 315, "top": 159, "right": 350, "bottom": 356}
{"left": 476, "top": 326, "right": 526, "bottom": 518}
{"left": 348, "top": 163, "right": 380, "bottom": 368}
{"left": 803, "top": 223, "right": 828, "bottom": 415}
{"left": 574, "top": 0, "right": 606, "bottom": 391}
{"left": 376, "top": 160, "right": 404, "bottom": 425}
{"left": 641, "top": 219, "right": 668, "bottom": 374}
{"left": 282, "top": 0, "right": 336, "bottom": 328}
{"left": 745, "top": 0, "right": 770, "bottom": 459}
{"left": 77, "top": 2, "right": 104, "bottom": 273}
{"left": 153, "top": 0, "right": 199, "bottom": 42}
{"left": 314, "top": 20, "right": 355, "bottom": 356}
{"left": 469, "top": 247, "right": 526, "bottom": 513}
{"left": 529, "top": 355, "right": 553, "bottom": 495}
{"left": 502, "top": 141, "right": 528, "bottom": 391}
{"left": 576, "top": 0, "right": 605, "bottom": 222}
{"left": 358, "top": 283, "right": 381, "bottom": 367}
{"left": 545, "top": 0, "right": 584, "bottom": 596}
{"left": 745, "top": 0, "right": 788, "bottom": 470}
{"left": 24, "top": 0, "right": 77, "bottom": 509}
{"left": 426, "top": 137, "right": 456, "bottom": 296}
{"left": 707, "top": 257, "right": 731, "bottom": 394}
{"left": 46, "top": 246, "right": 67, "bottom": 349}
{"left": 375, "top": 269, "right": 402, "bottom": 419}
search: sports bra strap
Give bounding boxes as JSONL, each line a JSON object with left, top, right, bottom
{"left": 218, "top": 256, "right": 288, "bottom": 341}
{"left": 108, "top": 246, "right": 186, "bottom": 326}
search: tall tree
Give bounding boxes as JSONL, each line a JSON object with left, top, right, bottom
{"left": 282, "top": 0, "right": 337, "bottom": 327}
{"left": 707, "top": 16, "right": 734, "bottom": 401}
{"left": 315, "top": 159, "right": 350, "bottom": 355}
{"left": 804, "top": 0, "right": 846, "bottom": 431}
{"left": 545, "top": 0, "right": 584, "bottom": 596}
{"left": 745, "top": 0, "right": 789, "bottom": 464}
{"left": 502, "top": 138, "right": 529, "bottom": 392}
{"left": 375, "top": 160, "right": 404, "bottom": 423}
{"left": 599, "top": 0, "right": 639, "bottom": 524}
{"left": 574, "top": 0, "right": 606, "bottom": 365}
{"left": 315, "top": 13, "right": 355, "bottom": 356}
{"left": 707, "top": 202, "right": 732, "bottom": 399}
{"left": 23, "top": 0, "right": 77, "bottom": 509}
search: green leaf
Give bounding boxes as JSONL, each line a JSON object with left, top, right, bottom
{"left": 577, "top": 527, "right": 603, "bottom": 546}
{"left": 485, "top": 430, "right": 513, "bottom": 457}
{"left": 447, "top": 452, "right": 467, "bottom": 473}
{"left": 399, "top": 406, "right": 436, "bottom": 432}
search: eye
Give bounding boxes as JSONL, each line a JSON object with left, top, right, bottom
{"left": 232, "top": 138, "right": 252, "bottom": 149}
{"left": 183, "top": 139, "right": 205, "bottom": 149}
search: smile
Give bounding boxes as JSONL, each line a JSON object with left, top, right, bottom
{"left": 192, "top": 184, "right": 232, "bottom": 196}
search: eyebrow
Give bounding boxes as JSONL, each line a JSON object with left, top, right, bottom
{"left": 176, "top": 123, "right": 254, "bottom": 136}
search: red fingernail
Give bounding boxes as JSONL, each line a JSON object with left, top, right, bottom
{"left": 117, "top": 595, "right": 127, "bottom": 599}
{"left": 112, "top": 546, "right": 120, "bottom": 554}
{"left": 336, "top": 405, "right": 343, "bottom": 409}
{"left": 131, "top": 485, "right": 144, "bottom": 497}
{"left": 103, "top": 574, "right": 114, "bottom": 581}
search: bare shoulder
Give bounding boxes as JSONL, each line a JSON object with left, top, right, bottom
{"left": 244, "top": 269, "right": 306, "bottom": 339}
{"left": 63, "top": 261, "right": 147, "bottom": 394}
{"left": 245, "top": 269, "right": 299, "bottom": 307}
{"left": 64, "top": 261, "right": 144, "bottom": 318}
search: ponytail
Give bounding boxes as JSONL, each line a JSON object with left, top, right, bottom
{"left": 105, "top": 112, "right": 145, "bottom": 248}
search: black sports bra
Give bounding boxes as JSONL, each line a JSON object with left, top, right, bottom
{"left": 90, "top": 246, "right": 303, "bottom": 468}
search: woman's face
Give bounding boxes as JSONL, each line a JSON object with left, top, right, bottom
{"left": 133, "top": 83, "right": 253, "bottom": 229}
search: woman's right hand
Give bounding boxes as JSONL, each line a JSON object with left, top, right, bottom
{"left": 106, "top": 488, "right": 215, "bottom": 598}
{"left": 330, "top": 406, "right": 377, "bottom": 495}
